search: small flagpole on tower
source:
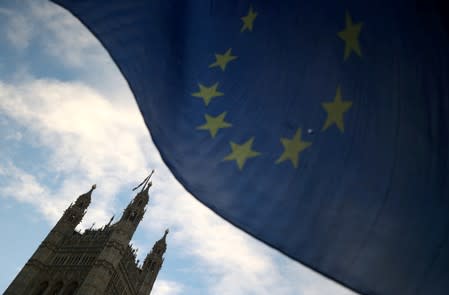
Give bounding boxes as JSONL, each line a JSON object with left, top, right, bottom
{"left": 132, "top": 170, "right": 155, "bottom": 192}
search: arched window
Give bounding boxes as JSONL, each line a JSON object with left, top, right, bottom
{"left": 49, "top": 281, "right": 64, "bottom": 295}
{"left": 33, "top": 281, "right": 49, "bottom": 295}
{"left": 63, "top": 282, "right": 79, "bottom": 295}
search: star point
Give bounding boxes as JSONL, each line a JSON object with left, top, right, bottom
{"left": 209, "top": 48, "right": 238, "bottom": 71}
{"left": 192, "top": 83, "right": 224, "bottom": 106}
{"left": 321, "top": 85, "right": 353, "bottom": 132}
{"left": 337, "top": 11, "right": 363, "bottom": 60}
{"left": 241, "top": 6, "right": 258, "bottom": 32}
{"left": 197, "top": 112, "right": 232, "bottom": 138}
{"left": 224, "top": 137, "right": 261, "bottom": 170}
{"left": 276, "top": 128, "right": 312, "bottom": 168}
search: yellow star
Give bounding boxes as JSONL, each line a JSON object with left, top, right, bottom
{"left": 209, "top": 48, "right": 238, "bottom": 71}
{"left": 224, "top": 137, "right": 261, "bottom": 170}
{"left": 337, "top": 11, "right": 362, "bottom": 60}
{"left": 321, "top": 85, "right": 352, "bottom": 132}
{"left": 241, "top": 6, "right": 258, "bottom": 32}
{"left": 275, "top": 128, "right": 311, "bottom": 168}
{"left": 197, "top": 112, "right": 232, "bottom": 138}
{"left": 192, "top": 83, "right": 224, "bottom": 106}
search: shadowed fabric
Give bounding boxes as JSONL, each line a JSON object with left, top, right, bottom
{"left": 50, "top": 1, "right": 449, "bottom": 294}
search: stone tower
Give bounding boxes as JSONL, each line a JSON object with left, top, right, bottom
{"left": 5, "top": 176, "right": 167, "bottom": 295}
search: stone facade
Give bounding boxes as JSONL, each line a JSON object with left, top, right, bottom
{"left": 5, "top": 179, "right": 167, "bottom": 295}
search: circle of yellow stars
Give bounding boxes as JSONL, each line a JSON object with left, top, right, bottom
{"left": 191, "top": 5, "right": 362, "bottom": 170}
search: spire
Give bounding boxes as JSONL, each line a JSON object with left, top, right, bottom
{"left": 128, "top": 171, "right": 154, "bottom": 210}
{"left": 132, "top": 170, "right": 154, "bottom": 193}
{"left": 153, "top": 228, "right": 169, "bottom": 255}
{"left": 161, "top": 228, "right": 169, "bottom": 242}
{"left": 59, "top": 184, "right": 96, "bottom": 229}
{"left": 74, "top": 184, "right": 96, "bottom": 209}
{"left": 118, "top": 172, "right": 155, "bottom": 239}
{"left": 142, "top": 229, "right": 169, "bottom": 271}
{"left": 140, "top": 227, "right": 169, "bottom": 294}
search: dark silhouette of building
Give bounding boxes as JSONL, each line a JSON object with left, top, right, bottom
{"left": 5, "top": 178, "right": 167, "bottom": 295}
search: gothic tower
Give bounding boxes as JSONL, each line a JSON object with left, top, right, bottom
{"left": 5, "top": 174, "right": 168, "bottom": 295}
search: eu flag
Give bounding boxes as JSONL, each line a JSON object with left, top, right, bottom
{"left": 50, "top": 0, "right": 449, "bottom": 294}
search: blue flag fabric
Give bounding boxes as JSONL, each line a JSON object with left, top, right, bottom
{"left": 51, "top": 1, "right": 449, "bottom": 294}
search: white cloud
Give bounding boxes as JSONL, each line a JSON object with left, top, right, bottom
{"left": 6, "top": 15, "right": 32, "bottom": 50}
{"left": 0, "top": 161, "right": 57, "bottom": 221}
{"left": 152, "top": 280, "right": 184, "bottom": 295}
{"left": 0, "top": 1, "right": 128, "bottom": 100}
{"left": 27, "top": 0, "right": 131, "bottom": 100}
{"left": 0, "top": 8, "right": 11, "bottom": 14}
{"left": 29, "top": 0, "right": 106, "bottom": 68}
{"left": 0, "top": 7, "right": 32, "bottom": 50}
{"left": 0, "top": 78, "right": 149, "bottom": 226}
{"left": 5, "top": 131, "right": 22, "bottom": 141}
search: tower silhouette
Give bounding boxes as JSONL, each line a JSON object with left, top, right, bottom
{"left": 5, "top": 175, "right": 167, "bottom": 295}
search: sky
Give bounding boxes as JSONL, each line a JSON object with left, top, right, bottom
{"left": 0, "top": 1, "right": 356, "bottom": 294}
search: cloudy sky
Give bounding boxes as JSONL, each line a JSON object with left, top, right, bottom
{"left": 0, "top": 1, "right": 356, "bottom": 294}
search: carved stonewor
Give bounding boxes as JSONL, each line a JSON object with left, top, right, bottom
{"left": 5, "top": 176, "right": 167, "bottom": 295}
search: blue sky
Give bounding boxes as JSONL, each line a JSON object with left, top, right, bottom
{"left": 0, "top": 1, "right": 356, "bottom": 294}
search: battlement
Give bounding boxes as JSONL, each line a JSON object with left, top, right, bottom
{"left": 61, "top": 227, "right": 113, "bottom": 247}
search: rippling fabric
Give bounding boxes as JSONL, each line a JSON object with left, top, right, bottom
{"left": 51, "top": 1, "right": 449, "bottom": 294}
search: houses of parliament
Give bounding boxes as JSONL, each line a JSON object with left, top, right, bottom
{"left": 5, "top": 176, "right": 167, "bottom": 295}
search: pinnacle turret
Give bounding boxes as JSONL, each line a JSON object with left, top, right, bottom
{"left": 74, "top": 184, "right": 96, "bottom": 209}
{"left": 118, "top": 172, "right": 154, "bottom": 240}
{"left": 142, "top": 229, "right": 168, "bottom": 276}
{"left": 60, "top": 184, "right": 96, "bottom": 228}
{"left": 120, "top": 185, "right": 150, "bottom": 225}
{"left": 152, "top": 229, "right": 168, "bottom": 255}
